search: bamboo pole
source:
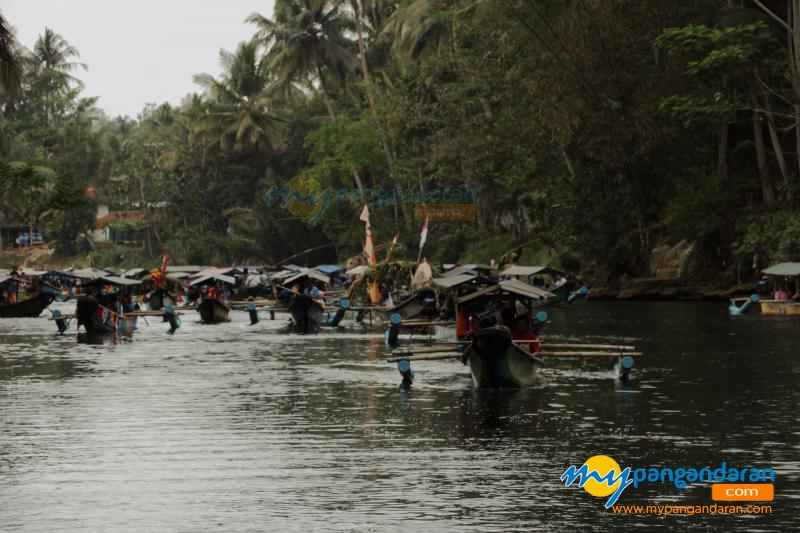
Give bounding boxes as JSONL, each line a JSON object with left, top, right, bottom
{"left": 537, "top": 351, "right": 642, "bottom": 357}
{"left": 434, "top": 341, "right": 637, "bottom": 351}
{"left": 386, "top": 353, "right": 462, "bottom": 363}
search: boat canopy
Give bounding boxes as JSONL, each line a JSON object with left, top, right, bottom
{"left": 456, "top": 278, "right": 555, "bottom": 304}
{"left": 284, "top": 268, "right": 330, "bottom": 285}
{"left": 167, "top": 265, "right": 208, "bottom": 273}
{"left": 763, "top": 262, "right": 800, "bottom": 276}
{"left": 346, "top": 265, "right": 369, "bottom": 276}
{"left": 315, "top": 264, "right": 344, "bottom": 274}
{"left": 123, "top": 268, "right": 148, "bottom": 279}
{"left": 433, "top": 274, "right": 477, "bottom": 288}
{"left": 191, "top": 273, "right": 237, "bottom": 286}
{"left": 0, "top": 275, "right": 10, "bottom": 285}
{"left": 79, "top": 275, "right": 142, "bottom": 287}
{"left": 499, "top": 265, "right": 551, "bottom": 277}
{"left": 70, "top": 268, "right": 109, "bottom": 280}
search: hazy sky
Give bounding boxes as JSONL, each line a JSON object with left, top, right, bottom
{"left": 3, "top": 0, "right": 276, "bottom": 117}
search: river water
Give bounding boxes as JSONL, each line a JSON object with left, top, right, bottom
{"left": 0, "top": 301, "right": 797, "bottom": 531}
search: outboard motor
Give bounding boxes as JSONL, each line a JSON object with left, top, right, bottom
{"left": 419, "top": 288, "right": 437, "bottom": 317}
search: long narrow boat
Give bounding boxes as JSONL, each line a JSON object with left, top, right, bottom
{"left": 758, "top": 299, "right": 800, "bottom": 315}
{"left": 0, "top": 292, "right": 55, "bottom": 318}
{"left": 197, "top": 297, "right": 231, "bottom": 324}
{"left": 288, "top": 293, "right": 325, "bottom": 333}
{"left": 75, "top": 298, "right": 137, "bottom": 335}
{"left": 460, "top": 326, "right": 544, "bottom": 388}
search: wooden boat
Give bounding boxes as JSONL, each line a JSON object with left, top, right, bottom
{"left": 460, "top": 326, "right": 544, "bottom": 388}
{"left": 375, "top": 289, "right": 438, "bottom": 323}
{"left": 197, "top": 297, "right": 231, "bottom": 324}
{"left": 288, "top": 293, "right": 325, "bottom": 333}
{"left": 758, "top": 299, "right": 800, "bottom": 315}
{"left": 75, "top": 297, "right": 136, "bottom": 335}
{"left": 0, "top": 292, "right": 54, "bottom": 318}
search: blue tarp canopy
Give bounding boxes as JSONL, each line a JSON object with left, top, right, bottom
{"left": 315, "top": 264, "right": 343, "bottom": 274}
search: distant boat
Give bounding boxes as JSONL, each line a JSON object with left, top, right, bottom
{"left": 0, "top": 292, "right": 55, "bottom": 318}
{"left": 197, "top": 298, "right": 231, "bottom": 324}
{"left": 460, "top": 326, "right": 544, "bottom": 388}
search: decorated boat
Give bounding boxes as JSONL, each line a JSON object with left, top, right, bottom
{"left": 75, "top": 297, "right": 137, "bottom": 335}
{"left": 196, "top": 297, "right": 231, "bottom": 324}
{"left": 460, "top": 326, "right": 544, "bottom": 388}
{"left": 729, "top": 263, "right": 800, "bottom": 316}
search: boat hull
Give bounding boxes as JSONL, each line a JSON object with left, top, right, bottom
{"left": 462, "top": 327, "right": 543, "bottom": 388}
{"left": 759, "top": 300, "right": 800, "bottom": 315}
{"left": 0, "top": 293, "right": 55, "bottom": 318}
{"left": 197, "top": 298, "right": 230, "bottom": 324}
{"left": 288, "top": 294, "right": 325, "bottom": 333}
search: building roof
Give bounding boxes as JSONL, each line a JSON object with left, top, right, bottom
{"left": 94, "top": 210, "right": 148, "bottom": 230}
{"left": 763, "top": 262, "right": 800, "bottom": 277}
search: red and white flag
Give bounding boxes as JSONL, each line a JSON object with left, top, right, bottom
{"left": 160, "top": 249, "right": 169, "bottom": 273}
{"left": 358, "top": 205, "right": 370, "bottom": 227}
{"left": 385, "top": 232, "right": 400, "bottom": 262}
{"left": 419, "top": 215, "right": 429, "bottom": 250}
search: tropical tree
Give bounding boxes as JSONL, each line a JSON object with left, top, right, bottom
{"left": 27, "top": 27, "right": 87, "bottom": 86}
{"left": 0, "top": 9, "right": 21, "bottom": 99}
{"left": 192, "top": 41, "right": 286, "bottom": 154}
{"left": 247, "top": 0, "right": 357, "bottom": 119}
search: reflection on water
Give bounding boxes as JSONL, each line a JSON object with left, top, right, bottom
{"left": 0, "top": 301, "right": 798, "bottom": 530}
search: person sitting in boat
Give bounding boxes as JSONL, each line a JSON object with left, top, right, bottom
{"left": 773, "top": 287, "right": 789, "bottom": 301}
{"left": 464, "top": 315, "right": 482, "bottom": 340}
{"left": 207, "top": 284, "right": 219, "bottom": 300}
{"left": 511, "top": 315, "right": 541, "bottom": 353}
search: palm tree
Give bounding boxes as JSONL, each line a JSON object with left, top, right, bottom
{"left": 0, "top": 9, "right": 22, "bottom": 98}
{"left": 380, "top": 0, "right": 451, "bottom": 60}
{"left": 27, "top": 27, "right": 87, "bottom": 86}
{"left": 192, "top": 41, "right": 285, "bottom": 155}
{"left": 247, "top": 0, "right": 357, "bottom": 118}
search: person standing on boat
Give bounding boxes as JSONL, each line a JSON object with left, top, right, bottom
{"left": 511, "top": 315, "right": 541, "bottom": 353}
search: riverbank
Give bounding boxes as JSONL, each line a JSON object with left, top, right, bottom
{"left": 587, "top": 277, "right": 753, "bottom": 302}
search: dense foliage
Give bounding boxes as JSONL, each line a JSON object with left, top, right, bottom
{"left": 1, "top": 1, "right": 799, "bottom": 283}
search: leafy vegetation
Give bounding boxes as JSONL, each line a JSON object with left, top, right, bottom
{"left": 1, "top": 1, "right": 799, "bottom": 285}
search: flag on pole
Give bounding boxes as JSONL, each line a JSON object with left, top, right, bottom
{"left": 385, "top": 232, "right": 400, "bottom": 262}
{"left": 160, "top": 249, "right": 169, "bottom": 273}
{"left": 419, "top": 215, "right": 429, "bottom": 250}
{"left": 359, "top": 205, "right": 370, "bottom": 227}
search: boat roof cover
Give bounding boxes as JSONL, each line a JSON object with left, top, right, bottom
{"left": 190, "top": 273, "right": 237, "bottom": 286}
{"left": 191, "top": 267, "right": 238, "bottom": 279}
{"left": 167, "top": 265, "right": 208, "bottom": 273}
{"left": 433, "top": 274, "right": 477, "bottom": 288}
{"left": 79, "top": 276, "right": 142, "bottom": 287}
{"left": 0, "top": 275, "right": 10, "bottom": 284}
{"left": 70, "top": 268, "right": 109, "bottom": 279}
{"left": 346, "top": 265, "right": 369, "bottom": 276}
{"left": 456, "top": 278, "right": 554, "bottom": 304}
{"left": 20, "top": 268, "right": 48, "bottom": 276}
{"left": 315, "top": 264, "right": 344, "bottom": 274}
{"left": 284, "top": 268, "right": 330, "bottom": 285}
{"left": 442, "top": 265, "right": 479, "bottom": 277}
{"left": 500, "top": 265, "right": 550, "bottom": 277}
{"left": 763, "top": 262, "right": 800, "bottom": 276}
